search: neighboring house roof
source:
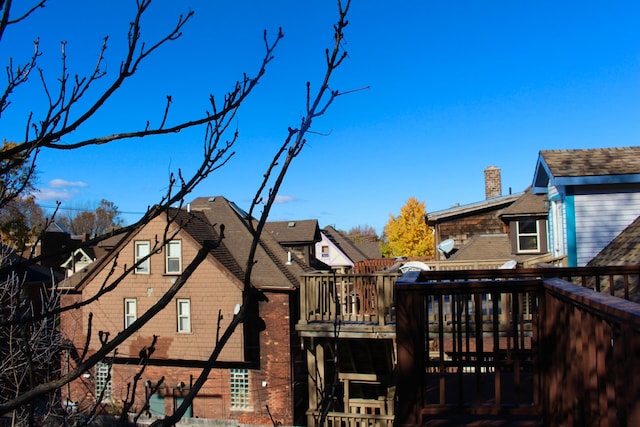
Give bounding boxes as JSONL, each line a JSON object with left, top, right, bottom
{"left": 448, "top": 234, "right": 512, "bottom": 261}
{"left": 0, "top": 244, "right": 63, "bottom": 284}
{"left": 588, "top": 215, "right": 640, "bottom": 266}
{"left": 499, "top": 190, "right": 547, "bottom": 219}
{"left": 190, "top": 196, "right": 312, "bottom": 290}
{"left": 532, "top": 146, "right": 640, "bottom": 192}
{"left": 321, "top": 226, "right": 371, "bottom": 264}
{"left": 426, "top": 193, "right": 522, "bottom": 224}
{"left": 265, "top": 220, "right": 321, "bottom": 246}
{"left": 356, "top": 240, "right": 382, "bottom": 259}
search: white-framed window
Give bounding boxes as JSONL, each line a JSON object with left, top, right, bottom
{"left": 516, "top": 219, "right": 539, "bottom": 253}
{"left": 230, "top": 368, "right": 250, "bottom": 409}
{"left": 177, "top": 299, "right": 191, "bottom": 333}
{"left": 321, "top": 245, "right": 329, "bottom": 258}
{"left": 165, "top": 240, "right": 182, "bottom": 274}
{"left": 124, "top": 298, "right": 137, "bottom": 328}
{"left": 95, "top": 361, "right": 112, "bottom": 401}
{"left": 135, "top": 241, "right": 150, "bottom": 274}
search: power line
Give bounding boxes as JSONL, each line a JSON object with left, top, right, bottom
{"left": 38, "top": 204, "right": 145, "bottom": 215}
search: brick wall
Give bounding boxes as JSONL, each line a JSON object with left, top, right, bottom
{"left": 484, "top": 166, "right": 502, "bottom": 200}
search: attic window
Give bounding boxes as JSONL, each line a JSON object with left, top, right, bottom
{"left": 288, "top": 221, "right": 296, "bottom": 227}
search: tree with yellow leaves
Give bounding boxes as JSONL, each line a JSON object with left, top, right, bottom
{"left": 382, "top": 197, "right": 434, "bottom": 257}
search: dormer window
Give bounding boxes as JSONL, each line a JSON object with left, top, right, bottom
{"left": 516, "top": 219, "right": 539, "bottom": 253}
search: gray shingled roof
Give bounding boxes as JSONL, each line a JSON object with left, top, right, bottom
{"left": 540, "top": 147, "right": 640, "bottom": 177}
{"left": 449, "top": 234, "right": 512, "bottom": 261}
{"left": 499, "top": 190, "right": 547, "bottom": 218}
{"left": 190, "top": 196, "right": 310, "bottom": 290}
{"left": 265, "top": 220, "right": 321, "bottom": 246}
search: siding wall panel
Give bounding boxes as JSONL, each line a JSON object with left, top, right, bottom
{"left": 574, "top": 192, "right": 640, "bottom": 265}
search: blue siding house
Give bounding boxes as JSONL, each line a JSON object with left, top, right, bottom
{"left": 531, "top": 146, "right": 640, "bottom": 266}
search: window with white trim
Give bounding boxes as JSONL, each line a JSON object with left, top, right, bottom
{"left": 95, "top": 361, "right": 112, "bottom": 401}
{"left": 124, "top": 298, "right": 137, "bottom": 328}
{"left": 165, "top": 240, "right": 182, "bottom": 274}
{"left": 516, "top": 219, "right": 539, "bottom": 253}
{"left": 177, "top": 299, "right": 191, "bottom": 333}
{"left": 230, "top": 368, "right": 250, "bottom": 409}
{"left": 135, "top": 241, "right": 150, "bottom": 274}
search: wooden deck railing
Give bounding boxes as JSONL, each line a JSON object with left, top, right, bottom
{"left": 395, "top": 269, "right": 640, "bottom": 427}
{"left": 298, "top": 273, "right": 401, "bottom": 326}
{"left": 298, "top": 266, "right": 639, "bottom": 329}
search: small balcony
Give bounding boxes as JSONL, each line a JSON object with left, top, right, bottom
{"left": 297, "top": 272, "right": 401, "bottom": 338}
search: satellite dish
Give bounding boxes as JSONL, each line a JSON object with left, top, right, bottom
{"left": 399, "top": 261, "right": 431, "bottom": 273}
{"left": 437, "top": 239, "right": 455, "bottom": 255}
{"left": 499, "top": 260, "right": 517, "bottom": 269}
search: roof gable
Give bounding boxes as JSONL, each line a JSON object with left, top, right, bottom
{"left": 64, "top": 208, "right": 245, "bottom": 290}
{"left": 321, "top": 226, "right": 370, "bottom": 263}
{"left": 532, "top": 147, "right": 640, "bottom": 193}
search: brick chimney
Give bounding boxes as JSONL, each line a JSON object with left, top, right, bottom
{"left": 484, "top": 166, "right": 502, "bottom": 199}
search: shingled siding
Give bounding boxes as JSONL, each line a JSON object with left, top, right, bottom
{"left": 436, "top": 210, "right": 507, "bottom": 248}
{"left": 573, "top": 189, "right": 640, "bottom": 266}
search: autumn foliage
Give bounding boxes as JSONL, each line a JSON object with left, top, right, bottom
{"left": 382, "top": 197, "right": 434, "bottom": 257}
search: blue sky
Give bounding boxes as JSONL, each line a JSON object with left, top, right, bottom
{"left": 3, "top": 1, "right": 639, "bottom": 234}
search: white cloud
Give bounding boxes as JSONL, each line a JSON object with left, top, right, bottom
{"left": 48, "top": 179, "right": 88, "bottom": 188}
{"left": 274, "top": 195, "right": 297, "bottom": 204}
{"left": 34, "top": 188, "right": 77, "bottom": 202}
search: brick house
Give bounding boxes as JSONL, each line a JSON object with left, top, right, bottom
{"left": 60, "top": 196, "right": 311, "bottom": 425}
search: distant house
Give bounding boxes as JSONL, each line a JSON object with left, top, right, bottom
{"left": 531, "top": 146, "right": 640, "bottom": 266}
{"left": 426, "top": 167, "right": 521, "bottom": 261}
{"left": 61, "top": 247, "right": 96, "bottom": 276}
{"left": 60, "top": 197, "right": 311, "bottom": 425}
{"left": 315, "top": 226, "right": 379, "bottom": 273}
{"left": 264, "top": 219, "right": 324, "bottom": 269}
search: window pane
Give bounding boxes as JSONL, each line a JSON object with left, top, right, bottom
{"left": 167, "top": 258, "right": 180, "bottom": 272}
{"left": 519, "top": 236, "right": 538, "bottom": 251}
{"left": 518, "top": 219, "right": 537, "bottom": 234}
{"left": 178, "top": 300, "right": 190, "bottom": 316}
{"left": 167, "top": 241, "right": 180, "bottom": 257}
